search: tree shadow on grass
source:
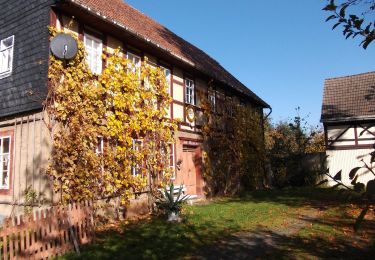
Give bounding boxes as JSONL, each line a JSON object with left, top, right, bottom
{"left": 62, "top": 188, "right": 374, "bottom": 260}
{"left": 199, "top": 227, "right": 375, "bottom": 260}
{"left": 63, "top": 216, "right": 241, "bottom": 260}
{"left": 199, "top": 194, "right": 375, "bottom": 260}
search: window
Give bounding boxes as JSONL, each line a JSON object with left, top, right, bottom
{"left": 161, "top": 67, "right": 171, "bottom": 95}
{"left": 208, "top": 92, "right": 216, "bottom": 112}
{"left": 215, "top": 91, "right": 225, "bottom": 114}
{"left": 95, "top": 136, "right": 104, "bottom": 154}
{"left": 185, "top": 78, "right": 195, "bottom": 105}
{"left": 0, "top": 35, "right": 14, "bottom": 79}
{"left": 169, "top": 143, "right": 175, "bottom": 179}
{"left": 161, "top": 143, "right": 175, "bottom": 179}
{"left": 127, "top": 51, "right": 141, "bottom": 75}
{"left": 132, "top": 139, "right": 143, "bottom": 176}
{"left": 84, "top": 34, "right": 102, "bottom": 74}
{"left": 0, "top": 136, "right": 11, "bottom": 190}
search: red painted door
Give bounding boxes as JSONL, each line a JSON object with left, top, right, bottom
{"left": 181, "top": 147, "right": 197, "bottom": 195}
{"left": 181, "top": 145, "right": 203, "bottom": 196}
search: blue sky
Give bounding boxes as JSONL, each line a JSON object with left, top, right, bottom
{"left": 126, "top": 0, "right": 375, "bottom": 126}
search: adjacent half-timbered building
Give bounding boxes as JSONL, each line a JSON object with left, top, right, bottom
{"left": 321, "top": 71, "right": 375, "bottom": 186}
{"left": 0, "top": 0, "right": 269, "bottom": 220}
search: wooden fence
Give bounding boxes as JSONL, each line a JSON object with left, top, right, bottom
{"left": 0, "top": 202, "right": 94, "bottom": 259}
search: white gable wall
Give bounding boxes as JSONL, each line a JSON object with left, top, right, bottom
{"left": 325, "top": 124, "right": 375, "bottom": 187}
{"left": 326, "top": 149, "right": 374, "bottom": 186}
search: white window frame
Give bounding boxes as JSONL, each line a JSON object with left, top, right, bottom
{"left": 126, "top": 51, "right": 141, "bottom": 76}
{"left": 0, "top": 35, "right": 15, "bottom": 79}
{"left": 84, "top": 33, "right": 103, "bottom": 75}
{"left": 185, "top": 78, "right": 195, "bottom": 105}
{"left": 208, "top": 92, "right": 216, "bottom": 112}
{"left": 161, "top": 66, "right": 171, "bottom": 95}
{"left": 0, "top": 136, "right": 11, "bottom": 190}
{"left": 132, "top": 139, "right": 143, "bottom": 176}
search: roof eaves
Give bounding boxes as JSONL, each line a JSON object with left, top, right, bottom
{"left": 321, "top": 115, "right": 375, "bottom": 123}
{"left": 69, "top": 0, "right": 195, "bottom": 67}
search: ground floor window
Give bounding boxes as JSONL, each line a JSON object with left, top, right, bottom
{"left": 0, "top": 133, "right": 12, "bottom": 190}
{"left": 169, "top": 143, "right": 175, "bottom": 179}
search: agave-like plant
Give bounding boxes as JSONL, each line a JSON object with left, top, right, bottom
{"left": 156, "top": 183, "right": 189, "bottom": 221}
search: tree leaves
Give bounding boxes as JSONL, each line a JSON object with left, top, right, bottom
{"left": 333, "top": 170, "right": 342, "bottom": 181}
{"left": 353, "top": 182, "right": 365, "bottom": 193}
{"left": 339, "top": 4, "right": 348, "bottom": 17}
{"left": 366, "top": 179, "right": 375, "bottom": 196}
{"left": 326, "top": 15, "right": 337, "bottom": 22}
{"left": 322, "top": 0, "right": 337, "bottom": 11}
{"left": 323, "top": 0, "right": 375, "bottom": 49}
{"left": 349, "top": 167, "right": 362, "bottom": 180}
{"left": 316, "top": 179, "right": 328, "bottom": 186}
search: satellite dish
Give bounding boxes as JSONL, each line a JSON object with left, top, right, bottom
{"left": 50, "top": 33, "right": 78, "bottom": 60}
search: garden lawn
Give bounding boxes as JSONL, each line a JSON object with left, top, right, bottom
{"left": 62, "top": 188, "right": 375, "bottom": 260}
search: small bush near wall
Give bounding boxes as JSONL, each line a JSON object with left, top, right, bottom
{"left": 265, "top": 109, "right": 326, "bottom": 188}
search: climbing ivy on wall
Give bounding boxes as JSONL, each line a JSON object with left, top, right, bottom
{"left": 200, "top": 86, "right": 265, "bottom": 196}
{"left": 45, "top": 27, "right": 178, "bottom": 204}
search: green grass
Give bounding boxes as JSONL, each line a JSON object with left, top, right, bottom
{"left": 61, "top": 188, "right": 375, "bottom": 260}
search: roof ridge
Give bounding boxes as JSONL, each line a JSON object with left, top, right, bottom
{"left": 325, "top": 70, "right": 375, "bottom": 81}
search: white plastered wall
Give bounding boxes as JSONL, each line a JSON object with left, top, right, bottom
{"left": 326, "top": 149, "right": 375, "bottom": 186}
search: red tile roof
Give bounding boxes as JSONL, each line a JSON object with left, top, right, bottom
{"left": 321, "top": 71, "right": 375, "bottom": 122}
{"left": 68, "top": 0, "right": 269, "bottom": 108}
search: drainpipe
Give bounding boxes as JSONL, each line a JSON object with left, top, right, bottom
{"left": 264, "top": 107, "right": 272, "bottom": 120}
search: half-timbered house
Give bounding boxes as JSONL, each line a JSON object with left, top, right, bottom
{"left": 321, "top": 71, "right": 375, "bottom": 186}
{"left": 0, "top": 0, "right": 269, "bottom": 220}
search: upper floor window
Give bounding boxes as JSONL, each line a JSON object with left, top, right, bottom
{"left": 161, "top": 67, "right": 171, "bottom": 95}
{"left": 84, "top": 34, "right": 102, "bottom": 75}
{"left": 0, "top": 35, "right": 15, "bottom": 79}
{"left": 185, "top": 78, "right": 195, "bottom": 105}
{"left": 127, "top": 51, "right": 141, "bottom": 75}
{"left": 208, "top": 92, "right": 216, "bottom": 112}
{"left": 0, "top": 135, "right": 11, "bottom": 190}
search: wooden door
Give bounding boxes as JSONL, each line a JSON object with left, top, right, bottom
{"left": 181, "top": 146, "right": 197, "bottom": 195}
{"left": 180, "top": 145, "right": 204, "bottom": 196}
